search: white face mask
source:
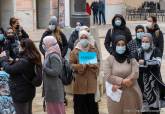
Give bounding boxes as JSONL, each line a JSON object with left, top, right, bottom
{"left": 49, "top": 25, "right": 56, "bottom": 31}
{"left": 115, "top": 20, "right": 122, "bottom": 26}
{"left": 116, "top": 46, "right": 126, "bottom": 54}
{"left": 146, "top": 22, "right": 153, "bottom": 29}
{"left": 142, "top": 43, "right": 150, "bottom": 50}
{"left": 80, "top": 39, "right": 89, "bottom": 48}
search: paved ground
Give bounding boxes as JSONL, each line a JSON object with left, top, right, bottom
{"left": 31, "top": 21, "right": 165, "bottom": 114}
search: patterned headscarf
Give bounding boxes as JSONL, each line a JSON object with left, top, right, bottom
{"left": 43, "top": 36, "right": 61, "bottom": 58}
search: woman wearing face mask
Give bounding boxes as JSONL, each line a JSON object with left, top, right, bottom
{"left": 70, "top": 30, "right": 100, "bottom": 114}
{"left": 146, "top": 16, "right": 164, "bottom": 57}
{"left": 127, "top": 25, "right": 145, "bottom": 58}
{"left": 104, "top": 14, "right": 132, "bottom": 54}
{"left": 5, "top": 17, "right": 29, "bottom": 60}
{"left": 8, "top": 17, "right": 29, "bottom": 40}
{"left": 0, "top": 38, "right": 42, "bottom": 114}
{"left": 42, "top": 36, "right": 65, "bottom": 114}
{"left": 39, "top": 16, "right": 68, "bottom": 58}
{"left": 137, "top": 33, "right": 165, "bottom": 114}
{"left": 104, "top": 35, "right": 142, "bottom": 114}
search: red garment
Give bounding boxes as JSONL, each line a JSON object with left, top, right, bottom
{"left": 86, "top": 3, "right": 91, "bottom": 15}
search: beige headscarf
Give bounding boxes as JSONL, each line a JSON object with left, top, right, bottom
{"left": 43, "top": 36, "right": 61, "bottom": 58}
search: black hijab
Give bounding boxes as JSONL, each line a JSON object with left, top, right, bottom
{"left": 113, "top": 35, "right": 130, "bottom": 63}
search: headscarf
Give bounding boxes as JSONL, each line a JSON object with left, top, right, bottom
{"left": 75, "top": 30, "right": 90, "bottom": 51}
{"left": 141, "top": 33, "right": 154, "bottom": 50}
{"left": 113, "top": 35, "right": 130, "bottom": 63}
{"left": 43, "top": 36, "right": 61, "bottom": 58}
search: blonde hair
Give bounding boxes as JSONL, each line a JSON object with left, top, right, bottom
{"left": 53, "top": 26, "right": 62, "bottom": 43}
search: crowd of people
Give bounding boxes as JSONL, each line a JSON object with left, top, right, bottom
{"left": 0, "top": 13, "right": 164, "bottom": 114}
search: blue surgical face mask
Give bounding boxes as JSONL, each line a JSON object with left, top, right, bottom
{"left": 142, "top": 43, "right": 150, "bottom": 50}
{"left": 136, "top": 32, "right": 144, "bottom": 39}
{"left": 115, "top": 20, "right": 122, "bottom": 26}
{"left": 80, "top": 39, "right": 89, "bottom": 48}
{"left": 116, "top": 46, "right": 126, "bottom": 54}
{"left": 0, "top": 34, "right": 4, "bottom": 41}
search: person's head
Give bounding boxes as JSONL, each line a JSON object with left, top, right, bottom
{"left": 114, "top": 35, "right": 127, "bottom": 55}
{"left": 112, "top": 14, "right": 126, "bottom": 28}
{"left": 6, "top": 28, "right": 15, "bottom": 39}
{"left": 79, "top": 30, "right": 90, "bottom": 48}
{"left": 75, "top": 21, "right": 82, "bottom": 31}
{"left": 141, "top": 33, "right": 153, "bottom": 51}
{"left": 20, "top": 38, "right": 41, "bottom": 65}
{"left": 42, "top": 36, "right": 61, "bottom": 57}
{"left": 48, "top": 16, "right": 58, "bottom": 31}
{"left": 135, "top": 25, "right": 145, "bottom": 40}
{"left": 0, "top": 28, "right": 5, "bottom": 42}
{"left": 80, "top": 26, "right": 90, "bottom": 33}
{"left": 146, "top": 15, "right": 157, "bottom": 29}
{"left": 10, "top": 17, "right": 20, "bottom": 30}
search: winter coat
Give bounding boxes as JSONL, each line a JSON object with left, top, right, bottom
{"left": 68, "top": 30, "right": 79, "bottom": 50}
{"left": 1, "top": 56, "right": 36, "bottom": 103}
{"left": 147, "top": 24, "right": 164, "bottom": 57}
{"left": 69, "top": 45, "right": 99, "bottom": 94}
{"left": 104, "top": 14, "right": 132, "bottom": 54}
{"left": 43, "top": 53, "right": 64, "bottom": 102}
{"left": 91, "top": 2, "right": 99, "bottom": 14}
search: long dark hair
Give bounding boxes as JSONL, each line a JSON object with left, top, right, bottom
{"left": 20, "top": 38, "right": 41, "bottom": 65}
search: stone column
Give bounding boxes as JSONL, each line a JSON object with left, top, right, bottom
{"left": 70, "top": 0, "right": 90, "bottom": 27}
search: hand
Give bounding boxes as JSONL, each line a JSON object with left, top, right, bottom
{"left": 88, "top": 64, "right": 98, "bottom": 69}
{"left": 139, "top": 59, "right": 144, "bottom": 65}
{"left": 0, "top": 51, "right": 6, "bottom": 57}
{"left": 112, "top": 85, "right": 121, "bottom": 92}
{"left": 122, "top": 79, "right": 133, "bottom": 88}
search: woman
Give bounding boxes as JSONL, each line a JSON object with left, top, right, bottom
{"left": 39, "top": 16, "right": 68, "bottom": 58}
{"left": 70, "top": 30, "right": 99, "bottom": 114}
{"left": 42, "top": 36, "right": 65, "bottom": 114}
{"left": 137, "top": 33, "right": 165, "bottom": 114}
{"left": 6, "top": 17, "right": 29, "bottom": 60}
{"left": 146, "top": 16, "right": 164, "bottom": 57}
{"left": 0, "top": 38, "right": 41, "bottom": 114}
{"left": 127, "top": 25, "right": 145, "bottom": 58}
{"left": 104, "top": 35, "right": 142, "bottom": 114}
{"left": 104, "top": 14, "right": 132, "bottom": 54}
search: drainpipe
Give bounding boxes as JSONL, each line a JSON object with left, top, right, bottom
{"left": 58, "top": 0, "right": 60, "bottom": 23}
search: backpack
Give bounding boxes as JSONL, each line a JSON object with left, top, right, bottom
{"left": 61, "top": 59, "right": 73, "bottom": 85}
{"left": 49, "top": 53, "right": 73, "bottom": 85}
{"left": 21, "top": 59, "right": 43, "bottom": 87}
{"left": 31, "top": 64, "right": 43, "bottom": 87}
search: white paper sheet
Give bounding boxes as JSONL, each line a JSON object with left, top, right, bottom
{"left": 105, "top": 81, "right": 123, "bottom": 102}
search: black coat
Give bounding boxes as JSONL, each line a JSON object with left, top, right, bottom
{"left": 1, "top": 57, "right": 36, "bottom": 103}
{"left": 147, "top": 24, "right": 164, "bottom": 57}
{"left": 91, "top": 1, "right": 99, "bottom": 14}
{"left": 104, "top": 15, "right": 132, "bottom": 54}
{"left": 68, "top": 30, "right": 79, "bottom": 50}
{"left": 39, "top": 29, "right": 68, "bottom": 58}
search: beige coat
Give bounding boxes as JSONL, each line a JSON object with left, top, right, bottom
{"left": 104, "top": 55, "right": 142, "bottom": 114}
{"left": 70, "top": 45, "right": 99, "bottom": 94}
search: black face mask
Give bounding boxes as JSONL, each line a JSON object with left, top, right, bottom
{"left": 7, "top": 35, "right": 15, "bottom": 39}
{"left": 15, "top": 25, "right": 20, "bottom": 30}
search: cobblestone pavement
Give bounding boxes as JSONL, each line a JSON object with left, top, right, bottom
{"left": 32, "top": 21, "right": 165, "bottom": 114}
